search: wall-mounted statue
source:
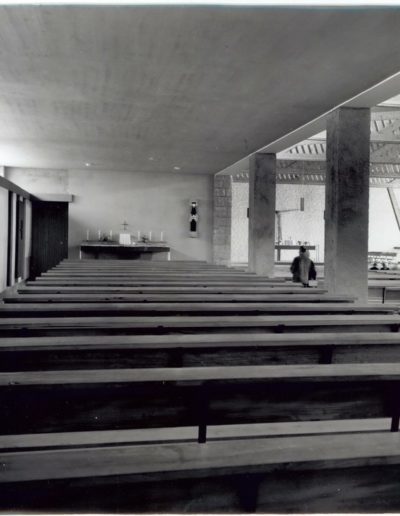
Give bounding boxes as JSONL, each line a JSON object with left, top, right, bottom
{"left": 190, "top": 201, "right": 198, "bottom": 237}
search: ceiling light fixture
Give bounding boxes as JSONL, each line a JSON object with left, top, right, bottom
{"left": 173, "top": 166, "right": 181, "bottom": 171}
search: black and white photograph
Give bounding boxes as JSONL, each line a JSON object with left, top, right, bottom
{"left": 1, "top": 0, "right": 400, "bottom": 512}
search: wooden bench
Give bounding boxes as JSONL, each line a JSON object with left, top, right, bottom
{"left": 17, "top": 285, "right": 328, "bottom": 294}
{"left": 41, "top": 270, "right": 267, "bottom": 277}
{"left": 1, "top": 331, "right": 400, "bottom": 371}
{"left": 1, "top": 363, "right": 400, "bottom": 437}
{"left": 27, "top": 278, "right": 292, "bottom": 287}
{"left": 1, "top": 313, "right": 400, "bottom": 336}
{"left": 1, "top": 293, "right": 356, "bottom": 303}
{"left": 1, "top": 430, "right": 399, "bottom": 512}
{"left": 52, "top": 263, "right": 227, "bottom": 271}
{"left": 368, "top": 281, "right": 400, "bottom": 303}
{"left": 383, "top": 287, "right": 400, "bottom": 303}
{"left": 0, "top": 302, "right": 394, "bottom": 318}
{"left": 0, "top": 362, "right": 400, "bottom": 512}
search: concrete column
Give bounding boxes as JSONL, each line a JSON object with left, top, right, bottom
{"left": 213, "top": 175, "right": 232, "bottom": 265}
{"left": 325, "top": 107, "right": 370, "bottom": 303}
{"left": 248, "top": 153, "right": 276, "bottom": 276}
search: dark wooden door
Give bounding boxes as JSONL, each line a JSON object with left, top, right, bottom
{"left": 15, "top": 196, "right": 26, "bottom": 280}
{"left": 30, "top": 201, "right": 68, "bottom": 279}
{"left": 7, "top": 191, "right": 13, "bottom": 286}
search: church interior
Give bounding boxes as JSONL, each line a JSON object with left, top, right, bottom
{"left": 3, "top": 3, "right": 400, "bottom": 513}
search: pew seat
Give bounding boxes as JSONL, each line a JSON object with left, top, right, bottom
{"left": 41, "top": 271, "right": 278, "bottom": 279}
{"left": 26, "top": 279, "right": 293, "bottom": 287}
{"left": 0, "top": 302, "right": 395, "bottom": 317}
{"left": 1, "top": 363, "right": 400, "bottom": 435}
{"left": 17, "top": 285, "right": 329, "bottom": 294}
{"left": 2, "top": 331, "right": 400, "bottom": 370}
{"left": 2, "top": 293, "right": 355, "bottom": 303}
{"left": 2, "top": 426, "right": 400, "bottom": 512}
{"left": 1, "top": 313, "right": 400, "bottom": 336}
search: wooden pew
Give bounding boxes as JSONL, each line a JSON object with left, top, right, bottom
{"left": 52, "top": 262, "right": 226, "bottom": 271}
{"left": 1, "top": 292, "right": 355, "bottom": 303}
{"left": 1, "top": 313, "right": 400, "bottom": 336}
{"left": 1, "top": 362, "right": 400, "bottom": 513}
{"left": 383, "top": 287, "right": 400, "bottom": 303}
{"left": 41, "top": 270, "right": 267, "bottom": 277}
{"left": 1, "top": 331, "right": 400, "bottom": 371}
{"left": 57, "top": 259, "right": 209, "bottom": 264}
{"left": 16, "top": 285, "right": 328, "bottom": 294}
{"left": 368, "top": 280, "right": 400, "bottom": 303}
{"left": 27, "top": 278, "right": 291, "bottom": 286}
{"left": 2, "top": 430, "right": 399, "bottom": 512}
{"left": 0, "top": 363, "right": 399, "bottom": 436}
{"left": 0, "top": 301, "right": 395, "bottom": 317}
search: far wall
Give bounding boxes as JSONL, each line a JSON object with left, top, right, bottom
{"left": 6, "top": 167, "right": 214, "bottom": 262}
{"left": 231, "top": 182, "right": 400, "bottom": 263}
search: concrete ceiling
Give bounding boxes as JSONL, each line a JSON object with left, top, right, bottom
{"left": 1, "top": 6, "right": 400, "bottom": 174}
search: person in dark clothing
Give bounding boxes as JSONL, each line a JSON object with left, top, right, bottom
{"left": 290, "top": 246, "right": 317, "bottom": 287}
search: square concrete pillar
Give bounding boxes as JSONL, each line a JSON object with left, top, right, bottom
{"left": 248, "top": 153, "right": 276, "bottom": 276}
{"left": 213, "top": 175, "right": 232, "bottom": 265}
{"left": 325, "top": 107, "right": 370, "bottom": 303}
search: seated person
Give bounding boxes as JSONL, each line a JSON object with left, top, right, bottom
{"left": 290, "top": 246, "right": 317, "bottom": 287}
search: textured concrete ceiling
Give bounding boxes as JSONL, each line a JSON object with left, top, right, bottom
{"left": 1, "top": 6, "right": 400, "bottom": 174}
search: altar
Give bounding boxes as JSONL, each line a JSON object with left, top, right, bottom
{"left": 275, "top": 244, "right": 318, "bottom": 262}
{"left": 79, "top": 241, "right": 171, "bottom": 260}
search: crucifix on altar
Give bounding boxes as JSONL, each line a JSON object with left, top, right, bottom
{"left": 119, "top": 220, "right": 131, "bottom": 245}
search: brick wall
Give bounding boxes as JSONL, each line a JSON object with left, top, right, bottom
{"left": 213, "top": 175, "right": 232, "bottom": 265}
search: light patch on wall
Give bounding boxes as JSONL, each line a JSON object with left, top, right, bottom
{"left": 231, "top": 183, "right": 325, "bottom": 263}
{"left": 232, "top": 183, "right": 400, "bottom": 264}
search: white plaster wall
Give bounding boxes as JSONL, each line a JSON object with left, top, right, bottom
{"left": 5, "top": 168, "right": 68, "bottom": 194}
{"left": 0, "top": 187, "right": 8, "bottom": 292}
{"left": 369, "top": 188, "right": 400, "bottom": 251}
{"left": 3, "top": 167, "right": 214, "bottom": 262}
{"left": 276, "top": 184, "right": 325, "bottom": 262}
{"left": 231, "top": 183, "right": 400, "bottom": 264}
{"left": 68, "top": 169, "right": 213, "bottom": 261}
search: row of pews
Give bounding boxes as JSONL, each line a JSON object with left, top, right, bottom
{"left": 2, "top": 259, "right": 400, "bottom": 512}
{"left": 274, "top": 264, "right": 400, "bottom": 304}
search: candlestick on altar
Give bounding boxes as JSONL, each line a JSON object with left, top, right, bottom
{"left": 98, "top": 230, "right": 101, "bottom": 240}
{"left": 109, "top": 230, "right": 113, "bottom": 240}
{"left": 137, "top": 230, "right": 141, "bottom": 240}
{"left": 149, "top": 231, "right": 152, "bottom": 241}
{"left": 160, "top": 231, "right": 164, "bottom": 241}
{"left": 86, "top": 229, "right": 90, "bottom": 241}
